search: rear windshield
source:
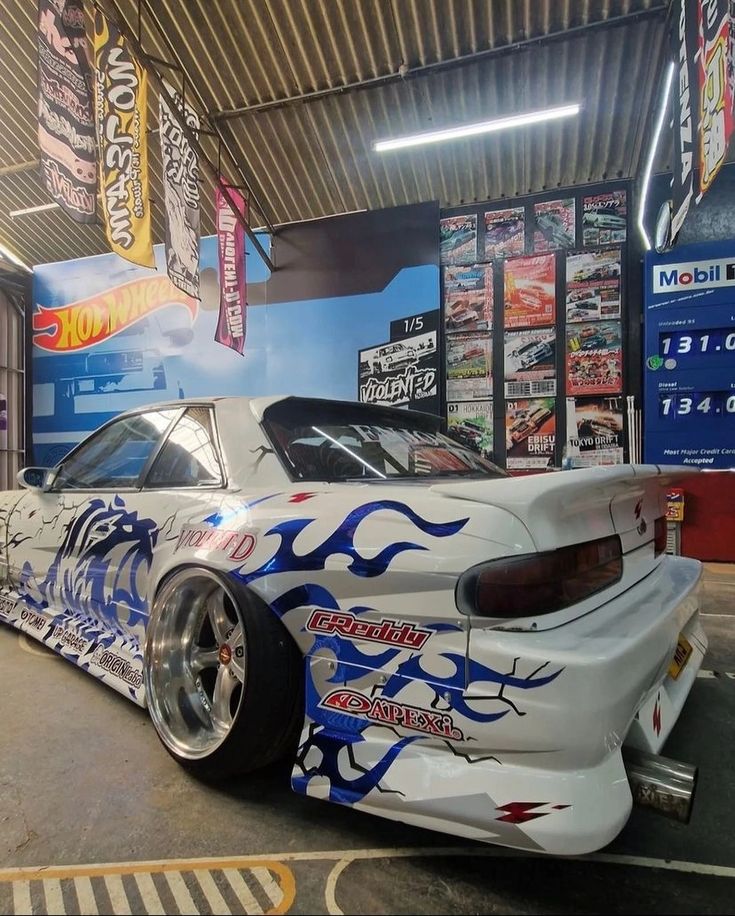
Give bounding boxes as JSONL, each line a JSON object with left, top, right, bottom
{"left": 262, "top": 398, "right": 506, "bottom": 481}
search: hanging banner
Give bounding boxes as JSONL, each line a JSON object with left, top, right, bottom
{"left": 160, "top": 81, "right": 201, "bottom": 298}
{"left": 37, "top": 0, "right": 97, "bottom": 223}
{"left": 671, "top": 0, "right": 700, "bottom": 239}
{"left": 93, "top": 9, "right": 154, "bottom": 268}
{"left": 697, "top": 0, "right": 734, "bottom": 197}
{"left": 215, "top": 186, "right": 247, "bottom": 354}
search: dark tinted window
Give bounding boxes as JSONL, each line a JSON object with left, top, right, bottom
{"left": 53, "top": 409, "right": 178, "bottom": 490}
{"left": 145, "top": 407, "right": 223, "bottom": 488}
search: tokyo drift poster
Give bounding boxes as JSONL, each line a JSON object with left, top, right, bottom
{"left": 566, "top": 320, "right": 622, "bottom": 396}
{"left": 504, "top": 253, "right": 556, "bottom": 329}
{"left": 504, "top": 328, "right": 556, "bottom": 397}
{"left": 565, "top": 396, "right": 624, "bottom": 466}
{"left": 565, "top": 249, "right": 621, "bottom": 322}
{"left": 505, "top": 398, "right": 556, "bottom": 469}
{"left": 444, "top": 265, "right": 493, "bottom": 334}
{"left": 582, "top": 190, "right": 627, "bottom": 245}
{"left": 484, "top": 207, "right": 524, "bottom": 259}
{"left": 446, "top": 332, "right": 492, "bottom": 400}
{"left": 447, "top": 399, "right": 493, "bottom": 458}
{"left": 533, "top": 198, "right": 575, "bottom": 252}
{"left": 440, "top": 215, "right": 477, "bottom": 265}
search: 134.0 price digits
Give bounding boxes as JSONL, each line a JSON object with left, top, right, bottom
{"left": 659, "top": 391, "right": 735, "bottom": 418}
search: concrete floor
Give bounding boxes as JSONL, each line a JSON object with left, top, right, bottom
{"left": 0, "top": 564, "right": 733, "bottom": 915}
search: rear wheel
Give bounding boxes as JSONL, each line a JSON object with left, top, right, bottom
{"left": 144, "top": 567, "right": 303, "bottom": 780}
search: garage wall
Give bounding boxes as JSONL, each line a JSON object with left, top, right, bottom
{"left": 0, "top": 288, "right": 25, "bottom": 490}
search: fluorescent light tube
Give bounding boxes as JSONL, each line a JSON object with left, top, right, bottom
{"left": 9, "top": 202, "right": 60, "bottom": 218}
{"left": 374, "top": 103, "right": 580, "bottom": 152}
{"left": 637, "top": 61, "right": 675, "bottom": 251}
{"left": 0, "top": 242, "right": 32, "bottom": 272}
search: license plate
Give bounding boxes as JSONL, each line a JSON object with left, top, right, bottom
{"left": 668, "top": 634, "right": 693, "bottom": 680}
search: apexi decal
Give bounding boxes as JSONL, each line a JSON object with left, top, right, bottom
{"left": 19, "top": 608, "right": 48, "bottom": 632}
{"left": 653, "top": 258, "right": 735, "bottom": 293}
{"left": 32, "top": 276, "right": 198, "bottom": 352}
{"left": 321, "top": 689, "right": 463, "bottom": 740}
{"left": 51, "top": 625, "right": 91, "bottom": 655}
{"left": 90, "top": 645, "right": 143, "bottom": 689}
{"left": 175, "top": 526, "right": 256, "bottom": 562}
{"left": 306, "top": 609, "right": 431, "bottom": 649}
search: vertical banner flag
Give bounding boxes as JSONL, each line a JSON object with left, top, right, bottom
{"left": 672, "top": 0, "right": 700, "bottom": 239}
{"left": 697, "top": 0, "right": 734, "bottom": 197}
{"left": 93, "top": 9, "right": 154, "bottom": 267}
{"left": 215, "top": 186, "right": 247, "bottom": 355}
{"left": 159, "top": 81, "right": 201, "bottom": 298}
{"left": 37, "top": 0, "right": 97, "bottom": 223}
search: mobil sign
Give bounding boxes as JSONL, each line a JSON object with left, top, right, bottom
{"left": 652, "top": 257, "right": 735, "bottom": 293}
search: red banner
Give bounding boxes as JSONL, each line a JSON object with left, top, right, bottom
{"left": 697, "top": 0, "right": 734, "bottom": 196}
{"left": 215, "top": 186, "right": 247, "bottom": 355}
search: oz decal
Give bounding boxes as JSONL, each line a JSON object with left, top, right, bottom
{"left": 321, "top": 689, "right": 463, "bottom": 740}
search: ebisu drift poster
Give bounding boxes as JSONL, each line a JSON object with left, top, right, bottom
{"left": 503, "top": 327, "right": 556, "bottom": 398}
{"left": 582, "top": 190, "right": 627, "bottom": 246}
{"left": 565, "top": 396, "right": 624, "bottom": 466}
{"left": 504, "top": 253, "right": 556, "bottom": 329}
{"left": 484, "top": 207, "right": 524, "bottom": 259}
{"left": 565, "top": 248, "right": 621, "bottom": 323}
{"left": 446, "top": 332, "right": 492, "bottom": 401}
{"left": 440, "top": 214, "right": 477, "bottom": 266}
{"left": 446, "top": 399, "right": 493, "bottom": 459}
{"left": 505, "top": 397, "right": 556, "bottom": 470}
{"left": 565, "top": 320, "right": 623, "bottom": 396}
{"left": 444, "top": 264, "right": 492, "bottom": 334}
{"left": 532, "top": 198, "right": 575, "bottom": 252}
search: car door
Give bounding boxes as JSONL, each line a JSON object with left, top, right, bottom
{"left": 8, "top": 407, "right": 181, "bottom": 640}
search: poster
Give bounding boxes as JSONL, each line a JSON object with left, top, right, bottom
{"left": 446, "top": 332, "right": 492, "bottom": 400}
{"left": 504, "top": 253, "right": 556, "bottom": 328}
{"left": 565, "top": 396, "right": 624, "bottom": 466}
{"left": 444, "top": 264, "right": 492, "bottom": 334}
{"left": 582, "top": 190, "right": 627, "bottom": 246}
{"left": 503, "top": 328, "right": 556, "bottom": 397}
{"left": 358, "top": 311, "right": 439, "bottom": 411}
{"left": 215, "top": 185, "right": 247, "bottom": 355}
{"left": 484, "top": 207, "right": 525, "bottom": 259}
{"left": 93, "top": 9, "right": 154, "bottom": 268}
{"left": 447, "top": 400, "right": 493, "bottom": 458}
{"left": 37, "top": 0, "right": 97, "bottom": 223}
{"left": 505, "top": 398, "right": 556, "bottom": 469}
{"left": 566, "top": 320, "right": 623, "bottom": 395}
{"left": 533, "top": 198, "right": 575, "bottom": 251}
{"left": 565, "top": 249, "right": 621, "bottom": 322}
{"left": 160, "top": 81, "right": 201, "bottom": 298}
{"left": 440, "top": 215, "right": 477, "bottom": 265}
{"left": 697, "top": 0, "right": 734, "bottom": 197}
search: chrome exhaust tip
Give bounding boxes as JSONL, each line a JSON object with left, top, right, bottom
{"left": 623, "top": 747, "right": 698, "bottom": 824}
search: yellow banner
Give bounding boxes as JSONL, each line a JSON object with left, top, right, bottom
{"left": 93, "top": 10, "right": 154, "bottom": 268}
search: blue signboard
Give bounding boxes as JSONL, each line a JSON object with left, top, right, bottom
{"left": 644, "top": 240, "right": 735, "bottom": 468}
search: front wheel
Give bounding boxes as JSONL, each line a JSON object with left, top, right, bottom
{"left": 144, "top": 567, "right": 303, "bottom": 780}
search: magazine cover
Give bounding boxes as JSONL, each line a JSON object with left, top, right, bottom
{"left": 565, "top": 396, "right": 624, "bottom": 466}
{"left": 440, "top": 214, "right": 478, "bottom": 265}
{"left": 504, "top": 253, "right": 556, "bottom": 328}
{"left": 484, "top": 207, "right": 525, "bottom": 259}
{"left": 505, "top": 397, "right": 556, "bottom": 469}
{"left": 447, "top": 399, "right": 493, "bottom": 458}
{"left": 446, "top": 332, "right": 492, "bottom": 400}
{"left": 565, "top": 249, "right": 621, "bottom": 322}
{"left": 533, "top": 198, "right": 575, "bottom": 252}
{"left": 503, "top": 327, "right": 556, "bottom": 397}
{"left": 444, "top": 264, "right": 493, "bottom": 334}
{"left": 582, "top": 190, "right": 627, "bottom": 245}
{"left": 566, "top": 320, "right": 623, "bottom": 395}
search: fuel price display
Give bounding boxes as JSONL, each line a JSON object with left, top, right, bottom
{"left": 659, "top": 391, "right": 735, "bottom": 419}
{"left": 660, "top": 328, "right": 735, "bottom": 360}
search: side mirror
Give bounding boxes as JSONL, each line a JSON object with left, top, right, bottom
{"left": 17, "top": 467, "right": 55, "bottom": 492}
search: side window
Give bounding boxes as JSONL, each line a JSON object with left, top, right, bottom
{"left": 53, "top": 409, "right": 179, "bottom": 490}
{"left": 145, "top": 407, "right": 224, "bottom": 489}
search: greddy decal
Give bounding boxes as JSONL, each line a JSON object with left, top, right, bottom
{"left": 306, "top": 609, "right": 431, "bottom": 649}
{"left": 321, "top": 689, "right": 463, "bottom": 740}
{"left": 175, "top": 526, "right": 256, "bottom": 562}
{"left": 90, "top": 645, "right": 143, "bottom": 689}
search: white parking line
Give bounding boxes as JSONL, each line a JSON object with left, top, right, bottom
{"left": 11, "top": 881, "right": 31, "bottom": 914}
{"left": 74, "top": 876, "right": 98, "bottom": 915}
{"left": 251, "top": 866, "right": 283, "bottom": 908}
{"left": 697, "top": 669, "right": 735, "bottom": 679}
{"left": 193, "top": 870, "right": 229, "bottom": 915}
{"left": 103, "top": 875, "right": 131, "bottom": 915}
{"left": 221, "top": 868, "right": 263, "bottom": 915}
{"left": 44, "top": 878, "right": 65, "bottom": 914}
{"left": 163, "top": 871, "right": 197, "bottom": 915}
{"left": 133, "top": 873, "right": 164, "bottom": 915}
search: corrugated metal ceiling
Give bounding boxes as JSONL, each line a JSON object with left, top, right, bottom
{"left": 0, "top": 0, "right": 669, "bottom": 269}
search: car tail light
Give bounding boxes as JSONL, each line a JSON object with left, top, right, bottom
{"left": 654, "top": 516, "right": 667, "bottom": 556}
{"left": 456, "top": 534, "right": 623, "bottom": 619}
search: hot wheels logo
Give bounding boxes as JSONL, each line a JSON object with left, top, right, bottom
{"left": 306, "top": 609, "right": 431, "bottom": 649}
{"left": 321, "top": 689, "right": 463, "bottom": 740}
{"left": 32, "top": 276, "right": 198, "bottom": 352}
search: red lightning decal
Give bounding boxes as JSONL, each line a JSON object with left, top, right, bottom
{"left": 495, "top": 802, "right": 548, "bottom": 824}
{"left": 288, "top": 492, "right": 317, "bottom": 503}
{"left": 652, "top": 694, "right": 662, "bottom": 737}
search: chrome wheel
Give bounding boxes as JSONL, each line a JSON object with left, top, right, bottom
{"left": 145, "top": 569, "right": 246, "bottom": 760}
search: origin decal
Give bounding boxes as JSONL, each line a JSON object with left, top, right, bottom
{"left": 306, "top": 609, "right": 431, "bottom": 649}
{"left": 175, "top": 526, "right": 256, "bottom": 562}
{"left": 321, "top": 689, "right": 463, "bottom": 740}
{"left": 90, "top": 645, "right": 143, "bottom": 689}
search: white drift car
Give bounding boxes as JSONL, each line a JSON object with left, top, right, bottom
{"left": 0, "top": 396, "right": 706, "bottom": 854}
